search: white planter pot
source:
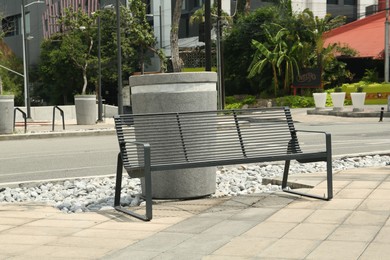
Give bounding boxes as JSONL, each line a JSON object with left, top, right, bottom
{"left": 0, "top": 95, "right": 14, "bottom": 134}
{"left": 74, "top": 95, "right": 97, "bottom": 125}
{"left": 330, "top": 92, "right": 346, "bottom": 111}
{"left": 351, "top": 92, "right": 366, "bottom": 112}
{"left": 313, "top": 93, "right": 327, "bottom": 109}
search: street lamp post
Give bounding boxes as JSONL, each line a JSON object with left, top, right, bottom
{"left": 21, "top": 0, "right": 44, "bottom": 119}
{"left": 115, "top": 0, "right": 123, "bottom": 114}
{"left": 97, "top": 1, "right": 103, "bottom": 122}
{"left": 21, "top": 0, "right": 30, "bottom": 119}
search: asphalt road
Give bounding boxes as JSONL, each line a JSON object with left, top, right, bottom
{"left": 1, "top": 111, "right": 390, "bottom": 185}
{"left": 0, "top": 135, "right": 118, "bottom": 184}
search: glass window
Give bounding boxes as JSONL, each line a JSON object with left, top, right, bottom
{"left": 327, "top": 0, "right": 338, "bottom": 4}
{"left": 2, "top": 15, "right": 20, "bottom": 37}
{"left": 344, "top": 0, "right": 356, "bottom": 5}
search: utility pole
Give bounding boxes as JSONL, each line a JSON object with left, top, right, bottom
{"left": 205, "top": 0, "right": 211, "bottom": 71}
{"left": 385, "top": 0, "right": 389, "bottom": 82}
{"left": 116, "top": 0, "right": 123, "bottom": 114}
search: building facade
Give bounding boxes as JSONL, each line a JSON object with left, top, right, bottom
{"left": 0, "top": 0, "right": 382, "bottom": 67}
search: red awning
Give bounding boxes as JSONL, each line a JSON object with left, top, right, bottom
{"left": 324, "top": 11, "right": 386, "bottom": 59}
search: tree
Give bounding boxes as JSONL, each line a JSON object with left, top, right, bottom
{"left": 38, "top": 1, "right": 164, "bottom": 105}
{"left": 126, "top": 0, "right": 166, "bottom": 74}
{"left": 0, "top": 41, "right": 24, "bottom": 104}
{"left": 224, "top": 6, "right": 279, "bottom": 95}
{"left": 249, "top": 26, "right": 301, "bottom": 96}
{"left": 171, "top": 0, "right": 183, "bottom": 72}
{"left": 58, "top": 8, "right": 97, "bottom": 95}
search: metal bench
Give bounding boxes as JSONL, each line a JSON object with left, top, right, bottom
{"left": 114, "top": 107, "right": 333, "bottom": 221}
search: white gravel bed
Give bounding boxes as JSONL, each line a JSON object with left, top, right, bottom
{"left": 0, "top": 155, "right": 389, "bottom": 213}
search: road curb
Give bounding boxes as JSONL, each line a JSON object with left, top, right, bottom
{"left": 0, "top": 129, "right": 116, "bottom": 141}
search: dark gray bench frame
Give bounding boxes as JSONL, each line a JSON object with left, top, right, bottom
{"left": 114, "top": 107, "right": 333, "bottom": 221}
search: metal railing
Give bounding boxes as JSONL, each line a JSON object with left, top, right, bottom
{"left": 13, "top": 108, "right": 27, "bottom": 133}
{"left": 52, "top": 106, "right": 65, "bottom": 131}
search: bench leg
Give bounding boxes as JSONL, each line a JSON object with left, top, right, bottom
{"left": 282, "top": 159, "right": 332, "bottom": 201}
{"left": 114, "top": 153, "right": 152, "bottom": 221}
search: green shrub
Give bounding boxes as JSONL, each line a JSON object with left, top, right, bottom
{"left": 275, "top": 95, "right": 315, "bottom": 108}
{"left": 225, "top": 102, "right": 243, "bottom": 110}
{"left": 242, "top": 95, "right": 257, "bottom": 105}
{"left": 225, "top": 96, "right": 238, "bottom": 104}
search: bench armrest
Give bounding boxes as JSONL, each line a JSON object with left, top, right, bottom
{"left": 119, "top": 141, "right": 151, "bottom": 172}
{"left": 295, "top": 129, "right": 332, "bottom": 156}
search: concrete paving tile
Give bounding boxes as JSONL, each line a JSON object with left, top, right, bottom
{"left": 0, "top": 234, "right": 58, "bottom": 245}
{"left": 48, "top": 236, "right": 134, "bottom": 249}
{"left": 368, "top": 188, "right": 390, "bottom": 199}
{"left": 0, "top": 244, "right": 35, "bottom": 255}
{"left": 0, "top": 217, "right": 36, "bottom": 225}
{"left": 102, "top": 250, "right": 160, "bottom": 260}
{"left": 164, "top": 234, "right": 233, "bottom": 255}
{"left": 228, "top": 207, "right": 278, "bottom": 221}
{"left": 198, "top": 208, "right": 243, "bottom": 219}
{"left": 322, "top": 180, "right": 350, "bottom": 189}
{"left": 149, "top": 208, "right": 197, "bottom": 218}
{"left": 24, "top": 219, "right": 99, "bottom": 228}
{"left": 320, "top": 198, "right": 363, "bottom": 210}
{"left": 93, "top": 221, "right": 169, "bottom": 232}
{"left": 146, "top": 216, "right": 186, "bottom": 225}
{"left": 256, "top": 238, "right": 320, "bottom": 259}
{"left": 265, "top": 208, "right": 314, "bottom": 223}
{"left": 358, "top": 199, "right": 390, "bottom": 211}
{"left": 211, "top": 237, "right": 276, "bottom": 257}
{"left": 373, "top": 226, "right": 390, "bottom": 243}
{"left": 359, "top": 242, "right": 390, "bottom": 259}
{"left": 284, "top": 199, "right": 326, "bottom": 210}
{"left": 0, "top": 225, "right": 13, "bottom": 232}
{"left": 284, "top": 223, "right": 338, "bottom": 240}
{"left": 202, "top": 220, "right": 258, "bottom": 236}
{"left": 46, "top": 212, "right": 114, "bottom": 222}
{"left": 163, "top": 216, "right": 223, "bottom": 234}
{"left": 304, "top": 209, "right": 352, "bottom": 224}
{"left": 328, "top": 224, "right": 381, "bottom": 242}
{"left": 377, "top": 181, "right": 390, "bottom": 189}
{"left": 4, "top": 226, "right": 81, "bottom": 236}
{"left": 154, "top": 252, "right": 207, "bottom": 260}
{"left": 122, "top": 232, "right": 193, "bottom": 252}
{"left": 0, "top": 210, "right": 56, "bottom": 219}
{"left": 17, "top": 245, "right": 113, "bottom": 259}
{"left": 204, "top": 255, "right": 250, "bottom": 260}
{"left": 243, "top": 221, "right": 297, "bottom": 238}
{"left": 346, "top": 181, "right": 380, "bottom": 189}
{"left": 306, "top": 240, "right": 368, "bottom": 260}
{"left": 72, "top": 228, "right": 155, "bottom": 240}
{"left": 344, "top": 210, "right": 389, "bottom": 226}
{"left": 335, "top": 188, "right": 373, "bottom": 199}
{"left": 252, "top": 194, "right": 297, "bottom": 208}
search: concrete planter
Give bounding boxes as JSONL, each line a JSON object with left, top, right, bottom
{"left": 351, "top": 92, "right": 366, "bottom": 112}
{"left": 130, "top": 72, "right": 218, "bottom": 199}
{"left": 0, "top": 95, "right": 14, "bottom": 134}
{"left": 330, "top": 92, "right": 346, "bottom": 111}
{"left": 313, "top": 93, "right": 327, "bottom": 109}
{"left": 74, "top": 95, "right": 96, "bottom": 125}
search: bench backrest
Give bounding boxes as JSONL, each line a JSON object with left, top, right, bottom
{"left": 114, "top": 107, "right": 300, "bottom": 171}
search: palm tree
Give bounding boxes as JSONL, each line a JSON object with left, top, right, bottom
{"left": 249, "top": 26, "right": 301, "bottom": 96}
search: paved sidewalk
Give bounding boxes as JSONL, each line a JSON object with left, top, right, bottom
{"left": 1, "top": 166, "right": 390, "bottom": 259}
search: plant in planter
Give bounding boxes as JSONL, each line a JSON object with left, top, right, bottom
{"left": 58, "top": 8, "right": 97, "bottom": 125}
{"left": 312, "top": 88, "right": 327, "bottom": 110}
{"left": 330, "top": 86, "right": 346, "bottom": 111}
{"left": 350, "top": 84, "right": 366, "bottom": 112}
